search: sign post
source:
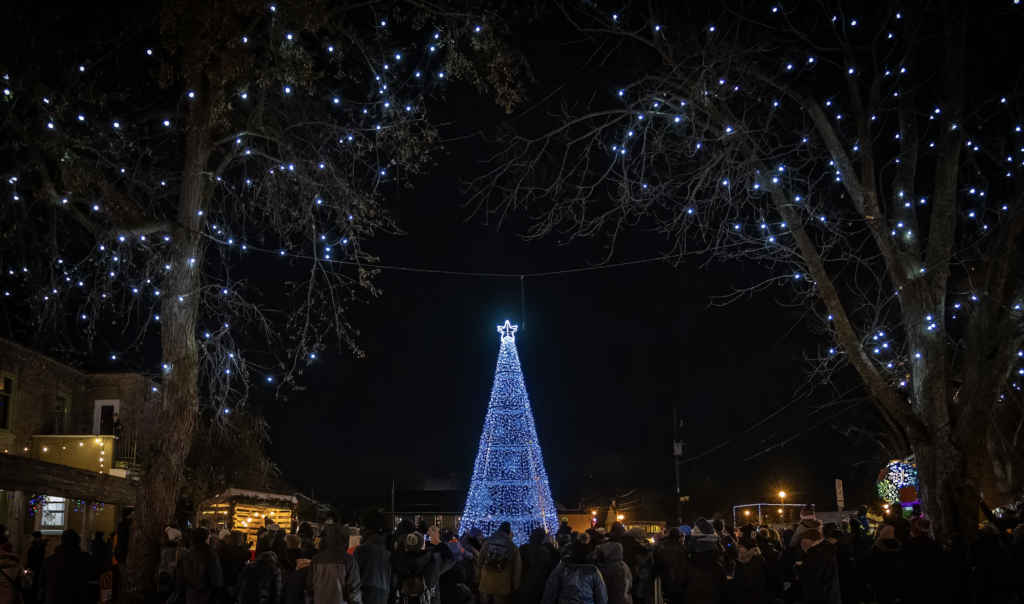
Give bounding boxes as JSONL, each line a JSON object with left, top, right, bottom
{"left": 835, "top": 479, "right": 845, "bottom": 519}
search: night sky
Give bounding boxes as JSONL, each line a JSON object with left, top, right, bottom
{"left": 255, "top": 23, "right": 884, "bottom": 516}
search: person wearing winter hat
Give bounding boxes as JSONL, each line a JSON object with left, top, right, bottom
{"left": 477, "top": 521, "right": 521, "bottom": 604}
{"left": 795, "top": 526, "right": 841, "bottom": 604}
{"left": 679, "top": 519, "right": 728, "bottom": 604}
{"left": 789, "top": 505, "right": 821, "bottom": 547}
{"left": 157, "top": 527, "right": 187, "bottom": 596}
{"left": 733, "top": 536, "right": 767, "bottom": 604}
{"left": 689, "top": 518, "right": 720, "bottom": 553}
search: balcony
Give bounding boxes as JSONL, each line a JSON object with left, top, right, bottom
{"left": 30, "top": 426, "right": 139, "bottom": 479}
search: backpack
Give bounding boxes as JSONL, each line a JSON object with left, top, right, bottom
{"left": 482, "top": 538, "right": 510, "bottom": 572}
{"left": 401, "top": 569, "right": 426, "bottom": 604}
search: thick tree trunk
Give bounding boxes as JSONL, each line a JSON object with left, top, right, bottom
{"left": 122, "top": 82, "right": 214, "bottom": 595}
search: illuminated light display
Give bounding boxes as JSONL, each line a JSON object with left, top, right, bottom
{"left": 877, "top": 459, "right": 919, "bottom": 505}
{"left": 459, "top": 321, "right": 558, "bottom": 544}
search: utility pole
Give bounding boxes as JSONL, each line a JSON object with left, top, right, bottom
{"left": 673, "top": 409, "right": 684, "bottom": 526}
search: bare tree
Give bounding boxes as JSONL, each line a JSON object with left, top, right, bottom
{"left": 469, "top": 0, "right": 1024, "bottom": 538}
{"left": 0, "top": 0, "right": 530, "bottom": 592}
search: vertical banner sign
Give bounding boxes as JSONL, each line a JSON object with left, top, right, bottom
{"left": 835, "top": 479, "right": 845, "bottom": 513}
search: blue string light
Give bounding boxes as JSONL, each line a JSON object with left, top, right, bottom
{"left": 460, "top": 321, "right": 558, "bottom": 544}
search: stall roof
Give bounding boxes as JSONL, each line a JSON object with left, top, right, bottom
{"left": 199, "top": 488, "right": 299, "bottom": 509}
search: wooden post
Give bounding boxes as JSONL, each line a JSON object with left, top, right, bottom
{"left": 5, "top": 490, "right": 25, "bottom": 556}
{"left": 82, "top": 501, "right": 96, "bottom": 553}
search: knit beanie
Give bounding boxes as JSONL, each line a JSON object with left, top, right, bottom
{"left": 498, "top": 522, "right": 512, "bottom": 535}
{"left": 757, "top": 528, "right": 769, "bottom": 540}
{"left": 166, "top": 528, "right": 182, "bottom": 542}
{"left": 691, "top": 518, "right": 719, "bottom": 553}
{"left": 192, "top": 528, "right": 210, "bottom": 544}
{"left": 827, "top": 530, "right": 844, "bottom": 542}
{"left": 404, "top": 532, "right": 425, "bottom": 551}
{"left": 218, "top": 529, "right": 232, "bottom": 541}
{"left": 285, "top": 534, "right": 302, "bottom": 549}
{"left": 800, "top": 505, "right": 816, "bottom": 520}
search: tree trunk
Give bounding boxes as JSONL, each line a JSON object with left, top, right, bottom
{"left": 122, "top": 80, "right": 214, "bottom": 595}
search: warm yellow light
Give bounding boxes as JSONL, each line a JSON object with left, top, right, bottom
{"left": 779, "top": 509, "right": 783, "bottom": 514}
{"left": 42, "top": 447, "right": 47, "bottom": 452}
{"left": 778, "top": 491, "right": 786, "bottom": 498}
{"left": 617, "top": 514, "right": 624, "bottom": 521}
{"left": 95, "top": 439, "right": 100, "bottom": 443}
{"left": 79, "top": 443, "right": 83, "bottom": 446}
{"left": 745, "top": 511, "right": 749, "bottom": 515}
{"left": 591, "top": 511, "right": 597, "bottom": 515}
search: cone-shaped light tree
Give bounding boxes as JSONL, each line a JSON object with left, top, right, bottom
{"left": 460, "top": 321, "right": 558, "bottom": 544}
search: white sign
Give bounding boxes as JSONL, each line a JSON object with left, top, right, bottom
{"left": 835, "top": 479, "right": 845, "bottom": 509}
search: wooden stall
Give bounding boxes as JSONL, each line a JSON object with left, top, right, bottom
{"left": 197, "top": 488, "right": 297, "bottom": 549}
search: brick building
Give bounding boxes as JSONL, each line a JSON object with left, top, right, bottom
{"left": 0, "top": 338, "right": 157, "bottom": 556}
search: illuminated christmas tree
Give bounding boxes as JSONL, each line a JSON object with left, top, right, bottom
{"left": 460, "top": 321, "right": 558, "bottom": 544}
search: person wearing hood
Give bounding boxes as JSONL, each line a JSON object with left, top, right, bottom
{"left": 283, "top": 550, "right": 312, "bottom": 604}
{"left": 306, "top": 523, "right": 363, "bottom": 604}
{"left": 732, "top": 536, "right": 767, "bottom": 604}
{"left": 596, "top": 541, "right": 631, "bottom": 604}
{"left": 176, "top": 527, "right": 227, "bottom": 604}
{"left": 795, "top": 529, "right": 840, "bottom": 604}
{"left": 0, "top": 542, "right": 32, "bottom": 604}
{"left": 540, "top": 540, "right": 607, "bottom": 604}
{"left": 236, "top": 550, "right": 283, "bottom": 604}
{"left": 158, "top": 527, "right": 188, "bottom": 597}
{"left": 298, "top": 522, "right": 318, "bottom": 558}
{"left": 866, "top": 525, "right": 902, "bottom": 604}
{"left": 677, "top": 519, "right": 727, "bottom": 604}
{"left": 36, "top": 530, "right": 104, "bottom": 604}
{"left": 520, "top": 528, "right": 557, "bottom": 604}
{"left": 219, "top": 530, "right": 252, "bottom": 589}
{"left": 353, "top": 534, "right": 392, "bottom": 604}
{"left": 790, "top": 506, "right": 822, "bottom": 548}
{"left": 969, "top": 522, "right": 1017, "bottom": 604}
{"left": 476, "top": 522, "right": 521, "bottom": 604}
{"left": 395, "top": 531, "right": 440, "bottom": 604}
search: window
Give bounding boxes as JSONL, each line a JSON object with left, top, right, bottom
{"left": 53, "top": 394, "right": 69, "bottom": 435}
{"left": 435, "top": 515, "right": 443, "bottom": 528}
{"left": 0, "top": 375, "right": 15, "bottom": 432}
{"left": 40, "top": 496, "right": 66, "bottom": 530}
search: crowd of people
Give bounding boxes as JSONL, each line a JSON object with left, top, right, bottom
{"left": 2, "top": 500, "right": 1024, "bottom": 604}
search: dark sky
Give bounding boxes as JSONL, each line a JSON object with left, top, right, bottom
{"left": 255, "top": 28, "right": 886, "bottom": 514}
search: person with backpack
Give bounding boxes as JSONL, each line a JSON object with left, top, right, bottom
{"left": 395, "top": 532, "right": 439, "bottom": 604}
{"left": 476, "top": 522, "right": 522, "bottom": 604}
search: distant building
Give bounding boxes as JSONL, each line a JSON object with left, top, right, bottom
{"left": 392, "top": 491, "right": 466, "bottom": 535}
{"left": 0, "top": 338, "right": 158, "bottom": 556}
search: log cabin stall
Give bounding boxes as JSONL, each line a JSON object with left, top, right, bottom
{"left": 197, "top": 488, "right": 298, "bottom": 549}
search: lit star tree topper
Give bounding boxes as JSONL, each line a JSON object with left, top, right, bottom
{"left": 460, "top": 321, "right": 558, "bottom": 544}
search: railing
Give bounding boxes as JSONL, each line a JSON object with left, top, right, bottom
{"left": 113, "top": 426, "right": 140, "bottom": 479}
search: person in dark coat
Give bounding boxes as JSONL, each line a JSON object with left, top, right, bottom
{"left": 115, "top": 508, "right": 133, "bottom": 570}
{"left": 297, "top": 522, "right": 318, "bottom": 559}
{"left": 519, "top": 528, "right": 557, "bottom": 604}
{"left": 91, "top": 532, "right": 109, "bottom": 567}
{"left": 795, "top": 529, "right": 841, "bottom": 604}
{"left": 306, "top": 523, "right": 363, "bottom": 604}
{"left": 540, "top": 541, "right": 607, "bottom": 604}
{"left": 36, "top": 530, "right": 104, "bottom": 604}
{"left": 900, "top": 519, "right": 943, "bottom": 604}
{"left": 825, "top": 530, "right": 854, "bottom": 604}
{"left": 981, "top": 500, "right": 1021, "bottom": 532}
{"left": 969, "top": 522, "right": 1018, "bottom": 604}
{"left": 176, "top": 527, "right": 227, "bottom": 604}
{"left": 866, "top": 527, "right": 902, "bottom": 604}
{"left": 218, "top": 530, "right": 252, "bottom": 589}
{"left": 353, "top": 535, "right": 392, "bottom": 604}
{"left": 236, "top": 550, "right": 283, "bottom": 604}
{"left": 654, "top": 528, "right": 686, "bottom": 603}
{"left": 626, "top": 528, "right": 655, "bottom": 604}
{"left": 732, "top": 537, "right": 767, "bottom": 604}
{"left": 754, "top": 529, "right": 782, "bottom": 600}
{"left": 678, "top": 521, "right": 727, "bottom": 604}
{"left": 25, "top": 533, "right": 47, "bottom": 576}
{"left": 270, "top": 530, "right": 289, "bottom": 569}
{"left": 283, "top": 553, "right": 312, "bottom": 604}
{"left": 596, "top": 541, "right": 632, "bottom": 604}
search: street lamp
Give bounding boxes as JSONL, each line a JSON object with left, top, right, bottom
{"left": 779, "top": 492, "right": 786, "bottom": 523}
